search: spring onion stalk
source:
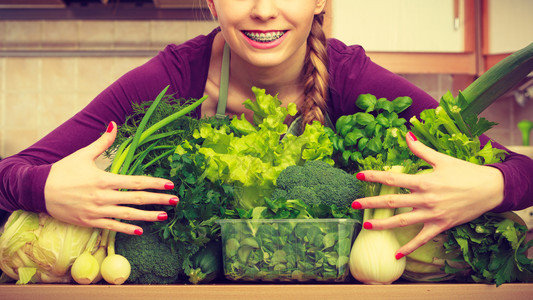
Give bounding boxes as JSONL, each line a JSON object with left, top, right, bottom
{"left": 90, "top": 229, "right": 109, "bottom": 284}
{"left": 110, "top": 86, "right": 207, "bottom": 175}
{"left": 100, "top": 230, "right": 131, "bottom": 285}
{"left": 349, "top": 166, "right": 406, "bottom": 285}
{"left": 70, "top": 229, "right": 102, "bottom": 284}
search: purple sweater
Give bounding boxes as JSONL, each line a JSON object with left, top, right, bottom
{"left": 1, "top": 28, "right": 531, "bottom": 214}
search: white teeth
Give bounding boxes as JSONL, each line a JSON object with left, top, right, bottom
{"left": 243, "top": 31, "right": 285, "bottom": 43}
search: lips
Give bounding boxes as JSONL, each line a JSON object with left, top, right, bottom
{"left": 242, "top": 30, "right": 287, "bottom": 43}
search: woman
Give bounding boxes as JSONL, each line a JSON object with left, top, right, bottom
{"left": 0, "top": 0, "right": 531, "bottom": 259}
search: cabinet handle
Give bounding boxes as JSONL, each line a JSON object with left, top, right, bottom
{"left": 454, "top": 0, "right": 460, "bottom": 30}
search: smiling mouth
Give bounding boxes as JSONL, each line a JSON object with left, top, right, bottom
{"left": 242, "top": 31, "right": 287, "bottom": 43}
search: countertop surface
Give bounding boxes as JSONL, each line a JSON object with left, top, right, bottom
{"left": 2, "top": 283, "right": 533, "bottom": 300}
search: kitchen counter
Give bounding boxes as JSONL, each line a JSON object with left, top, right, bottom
{"left": 1, "top": 283, "right": 533, "bottom": 300}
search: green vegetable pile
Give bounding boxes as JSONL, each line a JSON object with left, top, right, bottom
{"left": 106, "top": 88, "right": 232, "bottom": 284}
{"left": 107, "top": 86, "right": 349, "bottom": 284}
{"left": 406, "top": 86, "right": 533, "bottom": 286}
{"left": 218, "top": 218, "right": 357, "bottom": 282}
{"left": 326, "top": 88, "right": 533, "bottom": 285}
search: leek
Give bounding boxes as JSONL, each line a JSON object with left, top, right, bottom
{"left": 461, "top": 42, "right": 533, "bottom": 116}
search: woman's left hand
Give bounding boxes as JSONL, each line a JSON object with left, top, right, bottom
{"left": 351, "top": 132, "right": 505, "bottom": 259}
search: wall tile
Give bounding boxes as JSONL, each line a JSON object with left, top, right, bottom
{"left": 79, "top": 21, "right": 114, "bottom": 50}
{"left": 114, "top": 21, "right": 150, "bottom": 50}
{"left": 4, "top": 128, "right": 39, "bottom": 157}
{"left": 4, "top": 58, "right": 40, "bottom": 91}
{"left": 0, "top": 57, "right": 4, "bottom": 92}
{"left": 4, "top": 21, "right": 42, "bottom": 50}
{"left": 4, "top": 92, "right": 39, "bottom": 130}
{"left": 42, "top": 21, "right": 79, "bottom": 50}
{"left": 112, "top": 56, "right": 152, "bottom": 81}
{"left": 150, "top": 20, "right": 188, "bottom": 48}
{"left": 38, "top": 93, "right": 78, "bottom": 138}
{"left": 0, "top": 59, "right": 4, "bottom": 157}
{"left": 74, "top": 92, "right": 103, "bottom": 113}
{"left": 0, "top": 21, "right": 6, "bottom": 50}
{"left": 78, "top": 57, "right": 114, "bottom": 93}
{"left": 185, "top": 20, "right": 218, "bottom": 40}
{"left": 42, "top": 57, "right": 77, "bottom": 92}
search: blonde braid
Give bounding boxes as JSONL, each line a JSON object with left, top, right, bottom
{"left": 300, "top": 12, "right": 329, "bottom": 130}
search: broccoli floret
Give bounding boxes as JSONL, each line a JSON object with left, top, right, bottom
{"left": 115, "top": 221, "right": 183, "bottom": 284}
{"left": 273, "top": 160, "right": 363, "bottom": 208}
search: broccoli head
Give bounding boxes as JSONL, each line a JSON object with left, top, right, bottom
{"left": 273, "top": 160, "right": 363, "bottom": 208}
{"left": 115, "top": 221, "right": 183, "bottom": 284}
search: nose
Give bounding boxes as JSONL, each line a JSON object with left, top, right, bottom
{"left": 251, "top": 0, "right": 279, "bottom": 21}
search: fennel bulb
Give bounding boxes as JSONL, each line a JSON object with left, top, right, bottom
{"left": 349, "top": 165, "right": 406, "bottom": 284}
{"left": 349, "top": 228, "right": 405, "bottom": 284}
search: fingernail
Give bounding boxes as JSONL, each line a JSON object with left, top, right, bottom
{"left": 363, "top": 222, "right": 373, "bottom": 230}
{"left": 351, "top": 201, "right": 362, "bottom": 209}
{"left": 169, "top": 197, "right": 179, "bottom": 205}
{"left": 164, "top": 182, "right": 174, "bottom": 190}
{"left": 106, "top": 121, "right": 114, "bottom": 133}
{"left": 407, "top": 131, "right": 417, "bottom": 142}
{"left": 134, "top": 228, "right": 143, "bottom": 235}
{"left": 395, "top": 252, "right": 405, "bottom": 260}
{"left": 157, "top": 212, "right": 168, "bottom": 221}
{"left": 356, "top": 172, "right": 365, "bottom": 181}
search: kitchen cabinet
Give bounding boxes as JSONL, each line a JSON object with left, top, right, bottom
{"left": 483, "top": 0, "right": 533, "bottom": 69}
{"left": 329, "top": 0, "right": 477, "bottom": 74}
{"left": 1, "top": 283, "right": 533, "bottom": 299}
{"left": 331, "top": 0, "right": 467, "bottom": 53}
{"left": 328, "top": 0, "right": 532, "bottom": 76}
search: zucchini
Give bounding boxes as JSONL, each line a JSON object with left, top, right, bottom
{"left": 188, "top": 241, "right": 222, "bottom": 284}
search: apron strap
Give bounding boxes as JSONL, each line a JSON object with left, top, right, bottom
{"left": 216, "top": 43, "right": 230, "bottom": 119}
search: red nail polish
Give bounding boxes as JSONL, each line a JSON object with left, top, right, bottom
{"left": 164, "top": 182, "right": 174, "bottom": 190}
{"left": 407, "top": 131, "right": 417, "bottom": 142}
{"left": 351, "top": 201, "right": 362, "bottom": 209}
{"left": 356, "top": 172, "right": 365, "bottom": 181}
{"left": 363, "top": 222, "right": 373, "bottom": 230}
{"left": 106, "top": 121, "right": 114, "bottom": 133}
{"left": 157, "top": 213, "right": 168, "bottom": 221}
{"left": 169, "top": 197, "right": 179, "bottom": 205}
{"left": 134, "top": 228, "right": 143, "bottom": 235}
{"left": 395, "top": 252, "right": 405, "bottom": 260}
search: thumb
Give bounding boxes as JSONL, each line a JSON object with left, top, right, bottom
{"left": 82, "top": 121, "right": 117, "bottom": 161}
{"left": 406, "top": 131, "right": 450, "bottom": 167}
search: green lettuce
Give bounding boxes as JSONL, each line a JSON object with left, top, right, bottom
{"left": 183, "top": 87, "right": 333, "bottom": 210}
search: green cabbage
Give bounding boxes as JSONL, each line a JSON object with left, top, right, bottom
{"left": 0, "top": 210, "right": 101, "bottom": 284}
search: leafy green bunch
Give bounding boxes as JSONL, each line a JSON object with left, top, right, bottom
{"left": 410, "top": 91, "right": 507, "bottom": 165}
{"left": 188, "top": 87, "right": 334, "bottom": 210}
{"left": 326, "top": 94, "right": 423, "bottom": 197}
{"left": 444, "top": 213, "right": 533, "bottom": 285}
{"left": 326, "top": 94, "right": 418, "bottom": 173}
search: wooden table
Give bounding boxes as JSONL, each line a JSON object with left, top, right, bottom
{"left": 1, "top": 283, "right": 533, "bottom": 300}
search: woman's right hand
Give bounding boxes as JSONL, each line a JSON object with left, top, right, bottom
{"left": 44, "top": 121, "right": 179, "bottom": 235}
